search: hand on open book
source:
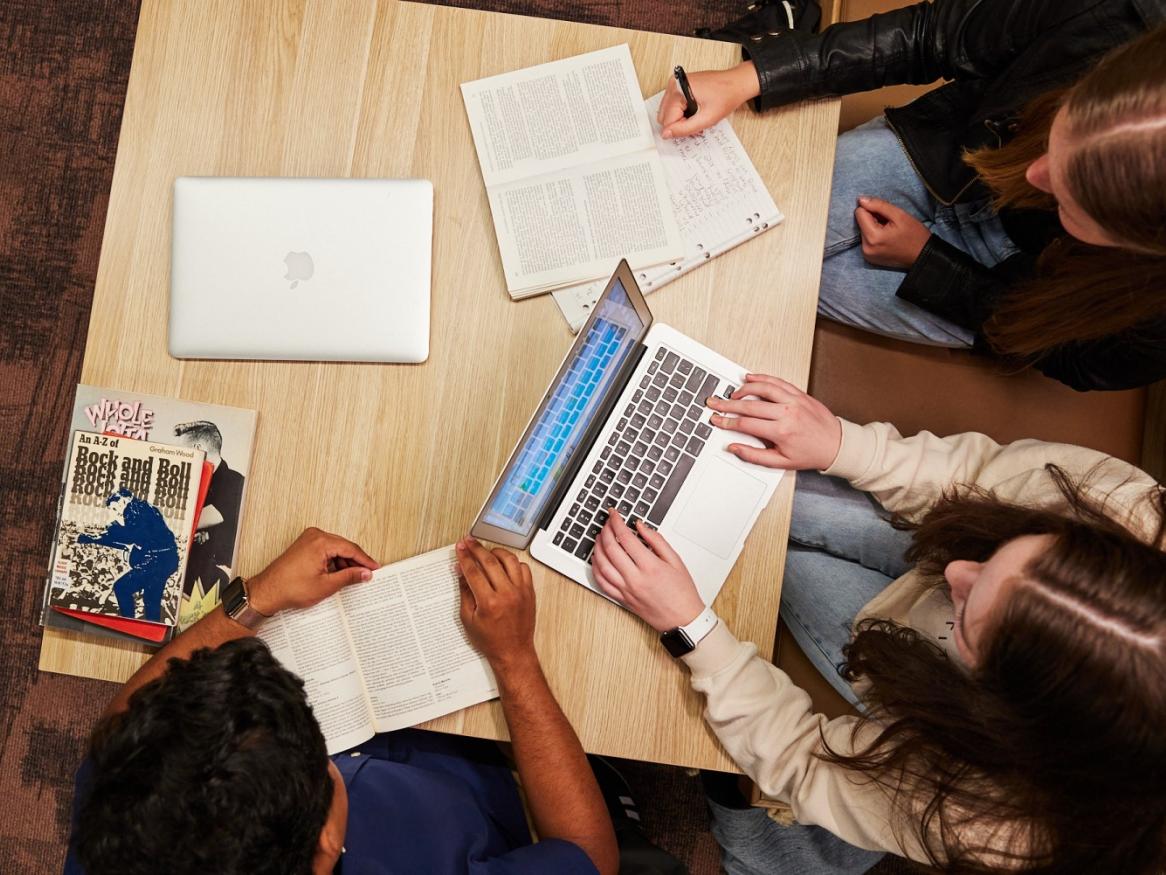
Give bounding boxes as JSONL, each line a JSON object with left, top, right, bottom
{"left": 657, "top": 61, "right": 761, "bottom": 140}
{"left": 591, "top": 510, "right": 704, "bottom": 633}
{"left": 456, "top": 539, "right": 537, "bottom": 672}
{"left": 246, "top": 527, "right": 378, "bottom": 616}
{"left": 706, "top": 375, "right": 843, "bottom": 471}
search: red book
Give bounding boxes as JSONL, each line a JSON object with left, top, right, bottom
{"left": 49, "top": 444, "right": 212, "bottom": 644}
{"left": 52, "top": 607, "right": 171, "bottom": 643}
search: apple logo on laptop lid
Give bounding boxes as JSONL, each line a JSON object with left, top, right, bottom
{"left": 283, "top": 251, "right": 314, "bottom": 289}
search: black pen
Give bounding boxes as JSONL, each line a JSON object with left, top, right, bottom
{"left": 673, "top": 65, "right": 699, "bottom": 119}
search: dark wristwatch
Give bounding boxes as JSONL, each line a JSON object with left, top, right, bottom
{"left": 660, "top": 606, "right": 718, "bottom": 658}
{"left": 222, "top": 576, "right": 270, "bottom": 630}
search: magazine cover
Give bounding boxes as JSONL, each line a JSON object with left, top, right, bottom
{"left": 42, "top": 385, "right": 258, "bottom": 643}
{"left": 47, "top": 431, "right": 204, "bottom": 626}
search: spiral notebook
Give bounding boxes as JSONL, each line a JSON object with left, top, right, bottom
{"left": 553, "top": 91, "right": 783, "bottom": 331}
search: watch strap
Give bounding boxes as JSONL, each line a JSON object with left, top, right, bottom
{"left": 680, "top": 605, "right": 718, "bottom": 646}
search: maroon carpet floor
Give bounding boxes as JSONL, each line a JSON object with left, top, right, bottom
{"left": 1, "top": 2, "right": 141, "bottom": 872}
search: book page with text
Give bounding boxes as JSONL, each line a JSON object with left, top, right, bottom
{"left": 461, "top": 44, "right": 653, "bottom": 189}
{"left": 259, "top": 598, "right": 374, "bottom": 755}
{"left": 553, "top": 92, "right": 783, "bottom": 329}
{"left": 487, "top": 151, "right": 683, "bottom": 295}
{"left": 338, "top": 546, "right": 498, "bottom": 733}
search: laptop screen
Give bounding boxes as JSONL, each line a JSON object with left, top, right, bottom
{"left": 481, "top": 279, "right": 646, "bottom": 538}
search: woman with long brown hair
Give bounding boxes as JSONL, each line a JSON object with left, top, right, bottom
{"left": 591, "top": 375, "right": 1166, "bottom": 872}
{"left": 660, "top": 2, "right": 1166, "bottom": 390}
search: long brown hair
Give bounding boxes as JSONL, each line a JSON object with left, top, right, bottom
{"left": 825, "top": 468, "right": 1166, "bottom": 872}
{"left": 963, "top": 26, "right": 1166, "bottom": 359}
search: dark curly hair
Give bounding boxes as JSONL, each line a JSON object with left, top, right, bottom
{"left": 74, "top": 638, "right": 333, "bottom": 875}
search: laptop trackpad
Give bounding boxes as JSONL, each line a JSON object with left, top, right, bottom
{"left": 673, "top": 459, "right": 767, "bottom": 559}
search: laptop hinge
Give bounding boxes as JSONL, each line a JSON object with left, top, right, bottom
{"left": 535, "top": 341, "right": 649, "bottom": 533}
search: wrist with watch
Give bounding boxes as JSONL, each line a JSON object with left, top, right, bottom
{"left": 221, "top": 576, "right": 271, "bottom": 630}
{"left": 660, "top": 605, "right": 718, "bottom": 657}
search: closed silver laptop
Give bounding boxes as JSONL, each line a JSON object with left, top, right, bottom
{"left": 170, "top": 177, "right": 432, "bottom": 363}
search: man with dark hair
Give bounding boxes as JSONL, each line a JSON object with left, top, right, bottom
{"left": 173, "top": 419, "right": 245, "bottom": 596}
{"left": 64, "top": 528, "right": 619, "bottom": 875}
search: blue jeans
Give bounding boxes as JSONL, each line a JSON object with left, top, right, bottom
{"left": 781, "top": 470, "right": 914, "bottom": 708}
{"left": 706, "top": 473, "right": 913, "bottom": 875}
{"left": 709, "top": 799, "right": 885, "bottom": 875}
{"left": 819, "top": 116, "right": 1020, "bottom": 347}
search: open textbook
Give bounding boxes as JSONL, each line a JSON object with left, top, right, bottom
{"left": 260, "top": 546, "right": 497, "bottom": 755}
{"left": 461, "top": 44, "right": 684, "bottom": 298}
{"left": 553, "top": 91, "right": 783, "bottom": 331}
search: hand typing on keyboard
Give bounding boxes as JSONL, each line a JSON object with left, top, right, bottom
{"left": 705, "top": 374, "right": 843, "bottom": 471}
{"left": 552, "top": 346, "right": 721, "bottom": 566}
{"left": 590, "top": 509, "right": 705, "bottom": 633}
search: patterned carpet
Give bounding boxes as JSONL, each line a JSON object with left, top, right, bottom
{"left": 0, "top": 1, "right": 750, "bottom": 872}
{"left": 0, "top": 2, "right": 140, "bottom": 873}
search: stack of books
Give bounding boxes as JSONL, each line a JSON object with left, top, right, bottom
{"left": 41, "top": 385, "right": 256, "bottom": 646}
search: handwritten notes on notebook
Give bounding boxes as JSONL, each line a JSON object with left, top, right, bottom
{"left": 553, "top": 91, "right": 783, "bottom": 331}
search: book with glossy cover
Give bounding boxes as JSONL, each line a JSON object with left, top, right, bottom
{"left": 47, "top": 431, "right": 204, "bottom": 627}
{"left": 43, "top": 386, "right": 258, "bottom": 645}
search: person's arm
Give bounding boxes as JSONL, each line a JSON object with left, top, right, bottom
{"left": 895, "top": 235, "right": 1033, "bottom": 333}
{"left": 743, "top": 0, "right": 1100, "bottom": 111}
{"left": 589, "top": 513, "right": 929, "bottom": 860}
{"left": 896, "top": 238, "right": 1166, "bottom": 391}
{"left": 80, "top": 520, "right": 130, "bottom": 549}
{"left": 102, "top": 527, "right": 378, "bottom": 718}
{"left": 699, "top": 374, "right": 1151, "bottom": 520}
{"left": 684, "top": 624, "right": 928, "bottom": 857}
{"left": 456, "top": 539, "right": 618, "bottom": 875}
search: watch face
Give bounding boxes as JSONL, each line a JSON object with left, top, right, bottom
{"left": 660, "top": 629, "right": 694, "bottom": 658}
{"left": 222, "top": 577, "right": 246, "bottom": 616}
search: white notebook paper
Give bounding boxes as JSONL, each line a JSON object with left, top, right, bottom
{"left": 553, "top": 91, "right": 783, "bottom": 331}
{"left": 461, "top": 45, "right": 684, "bottom": 298}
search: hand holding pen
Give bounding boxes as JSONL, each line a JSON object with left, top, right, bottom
{"left": 656, "top": 61, "right": 762, "bottom": 140}
{"left": 674, "top": 66, "right": 700, "bottom": 119}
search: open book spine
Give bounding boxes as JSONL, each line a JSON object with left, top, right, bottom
{"left": 259, "top": 545, "right": 498, "bottom": 755}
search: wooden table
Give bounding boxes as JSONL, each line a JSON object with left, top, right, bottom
{"left": 39, "top": 0, "right": 839, "bottom": 772}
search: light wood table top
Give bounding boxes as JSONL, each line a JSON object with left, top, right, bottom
{"left": 39, "top": 0, "right": 839, "bottom": 771}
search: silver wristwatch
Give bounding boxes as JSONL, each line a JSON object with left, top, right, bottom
{"left": 222, "top": 576, "right": 269, "bottom": 630}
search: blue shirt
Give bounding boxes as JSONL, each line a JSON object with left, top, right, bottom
{"left": 63, "top": 729, "right": 596, "bottom": 874}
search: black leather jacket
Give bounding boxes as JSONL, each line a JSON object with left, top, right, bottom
{"left": 743, "top": 0, "right": 1166, "bottom": 391}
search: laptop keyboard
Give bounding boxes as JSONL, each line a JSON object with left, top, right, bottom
{"left": 552, "top": 347, "right": 734, "bottom": 563}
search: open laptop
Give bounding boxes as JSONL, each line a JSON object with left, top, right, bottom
{"left": 170, "top": 177, "right": 432, "bottom": 362}
{"left": 471, "top": 260, "right": 783, "bottom": 607}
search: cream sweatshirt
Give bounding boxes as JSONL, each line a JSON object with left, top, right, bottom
{"left": 681, "top": 419, "right": 1163, "bottom": 864}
